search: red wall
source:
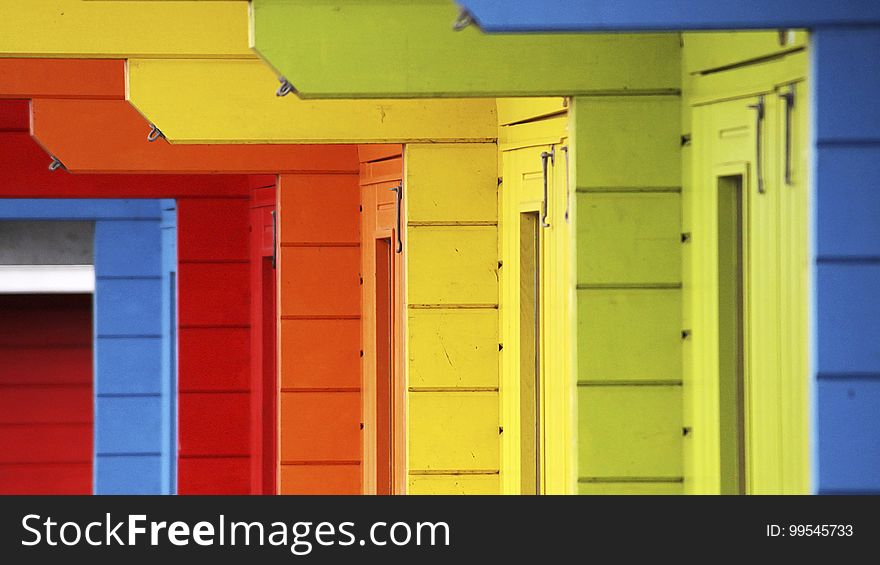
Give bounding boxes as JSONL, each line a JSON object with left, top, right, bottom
{"left": 176, "top": 197, "right": 252, "bottom": 494}
{"left": 0, "top": 294, "right": 93, "bottom": 494}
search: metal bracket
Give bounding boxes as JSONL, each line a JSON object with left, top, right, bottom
{"left": 561, "top": 145, "right": 570, "bottom": 222}
{"left": 452, "top": 8, "right": 475, "bottom": 31}
{"left": 779, "top": 85, "right": 796, "bottom": 186}
{"left": 48, "top": 157, "right": 66, "bottom": 172}
{"left": 748, "top": 95, "right": 766, "bottom": 194}
{"left": 390, "top": 184, "right": 403, "bottom": 253}
{"left": 147, "top": 124, "right": 165, "bottom": 143}
{"left": 540, "top": 146, "right": 555, "bottom": 228}
{"left": 276, "top": 77, "right": 295, "bottom": 97}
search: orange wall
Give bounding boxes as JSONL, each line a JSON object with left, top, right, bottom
{"left": 277, "top": 173, "right": 362, "bottom": 494}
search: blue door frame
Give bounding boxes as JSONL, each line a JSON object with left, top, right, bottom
{"left": 0, "top": 198, "right": 177, "bottom": 494}
{"left": 455, "top": 0, "right": 880, "bottom": 494}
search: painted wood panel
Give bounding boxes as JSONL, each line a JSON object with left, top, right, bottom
{"left": 686, "top": 52, "right": 809, "bottom": 493}
{"left": 408, "top": 309, "right": 499, "bottom": 389}
{"left": 573, "top": 96, "right": 681, "bottom": 189}
{"left": 406, "top": 144, "right": 497, "bottom": 222}
{"left": 0, "top": 132, "right": 252, "bottom": 199}
{"left": 0, "top": 58, "right": 124, "bottom": 99}
{"left": 277, "top": 171, "right": 362, "bottom": 494}
{"left": 408, "top": 474, "right": 500, "bottom": 495}
{"left": 576, "top": 193, "right": 681, "bottom": 285}
{"left": 280, "top": 320, "right": 361, "bottom": 389}
{"left": 279, "top": 391, "right": 361, "bottom": 462}
{"left": 405, "top": 143, "right": 500, "bottom": 493}
{"left": 578, "top": 385, "right": 683, "bottom": 478}
{"left": 31, "top": 99, "right": 361, "bottom": 174}
{"left": 127, "top": 59, "right": 498, "bottom": 144}
{"left": 178, "top": 328, "right": 250, "bottom": 391}
{"left": 577, "top": 290, "right": 682, "bottom": 383}
{"left": 578, "top": 481, "right": 683, "bottom": 495}
{"left": 0, "top": 0, "right": 250, "bottom": 57}
{"left": 456, "top": 0, "right": 880, "bottom": 31}
{"left": 407, "top": 227, "right": 498, "bottom": 305}
{"left": 408, "top": 392, "right": 500, "bottom": 471}
{"left": 251, "top": 0, "right": 679, "bottom": 98}
{"left": 498, "top": 113, "right": 578, "bottom": 495}
{"left": 281, "top": 465, "right": 361, "bottom": 495}
{"left": 178, "top": 458, "right": 251, "bottom": 496}
{"left": 572, "top": 88, "right": 683, "bottom": 494}
{"left": 359, "top": 152, "right": 406, "bottom": 495}
{"left": 178, "top": 392, "right": 250, "bottom": 456}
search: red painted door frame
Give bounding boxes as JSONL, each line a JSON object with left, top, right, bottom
{"left": 250, "top": 183, "right": 278, "bottom": 495}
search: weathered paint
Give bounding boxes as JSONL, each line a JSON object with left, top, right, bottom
{"left": 30, "top": 99, "right": 360, "bottom": 174}
{"left": 126, "top": 59, "right": 497, "bottom": 144}
{"left": 0, "top": 0, "right": 250, "bottom": 57}
{"left": 571, "top": 89, "right": 684, "bottom": 493}
{"left": 277, "top": 172, "right": 363, "bottom": 494}
{"left": 455, "top": 0, "right": 880, "bottom": 31}
{"left": 0, "top": 198, "right": 170, "bottom": 494}
{"left": 498, "top": 115, "right": 574, "bottom": 494}
{"left": 405, "top": 143, "right": 500, "bottom": 494}
{"left": 685, "top": 35, "right": 809, "bottom": 493}
{"left": 251, "top": 0, "right": 678, "bottom": 98}
{"left": 359, "top": 148, "right": 407, "bottom": 494}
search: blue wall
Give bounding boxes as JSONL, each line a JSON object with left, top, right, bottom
{"left": 0, "top": 199, "right": 177, "bottom": 494}
{"left": 811, "top": 27, "right": 880, "bottom": 493}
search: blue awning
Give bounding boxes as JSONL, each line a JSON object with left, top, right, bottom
{"left": 456, "top": 1, "right": 880, "bottom": 32}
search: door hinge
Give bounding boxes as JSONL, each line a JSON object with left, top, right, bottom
{"left": 779, "top": 85, "right": 796, "bottom": 186}
{"left": 271, "top": 210, "right": 277, "bottom": 269}
{"left": 389, "top": 183, "right": 403, "bottom": 253}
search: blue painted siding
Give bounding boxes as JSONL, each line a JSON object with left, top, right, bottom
{"left": 0, "top": 198, "right": 175, "bottom": 494}
{"left": 457, "top": 1, "right": 880, "bottom": 31}
{"left": 94, "top": 337, "right": 163, "bottom": 394}
{"left": 813, "top": 27, "right": 880, "bottom": 493}
{"left": 94, "top": 455, "right": 163, "bottom": 495}
{"left": 94, "top": 278, "right": 162, "bottom": 336}
{"left": 160, "top": 199, "right": 178, "bottom": 494}
{"left": 816, "top": 379, "right": 880, "bottom": 493}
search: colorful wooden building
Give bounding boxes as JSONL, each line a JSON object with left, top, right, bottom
{"left": 0, "top": 0, "right": 877, "bottom": 496}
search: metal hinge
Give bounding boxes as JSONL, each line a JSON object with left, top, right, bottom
{"left": 271, "top": 210, "right": 277, "bottom": 269}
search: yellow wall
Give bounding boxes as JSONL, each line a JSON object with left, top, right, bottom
{"left": 498, "top": 112, "right": 574, "bottom": 494}
{"left": 404, "top": 143, "right": 501, "bottom": 494}
{"left": 682, "top": 32, "right": 810, "bottom": 494}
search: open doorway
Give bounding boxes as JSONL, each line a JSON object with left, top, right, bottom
{"left": 716, "top": 175, "right": 747, "bottom": 494}
{"left": 0, "top": 221, "right": 95, "bottom": 494}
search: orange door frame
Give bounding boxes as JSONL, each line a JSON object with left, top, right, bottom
{"left": 359, "top": 145, "right": 407, "bottom": 495}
